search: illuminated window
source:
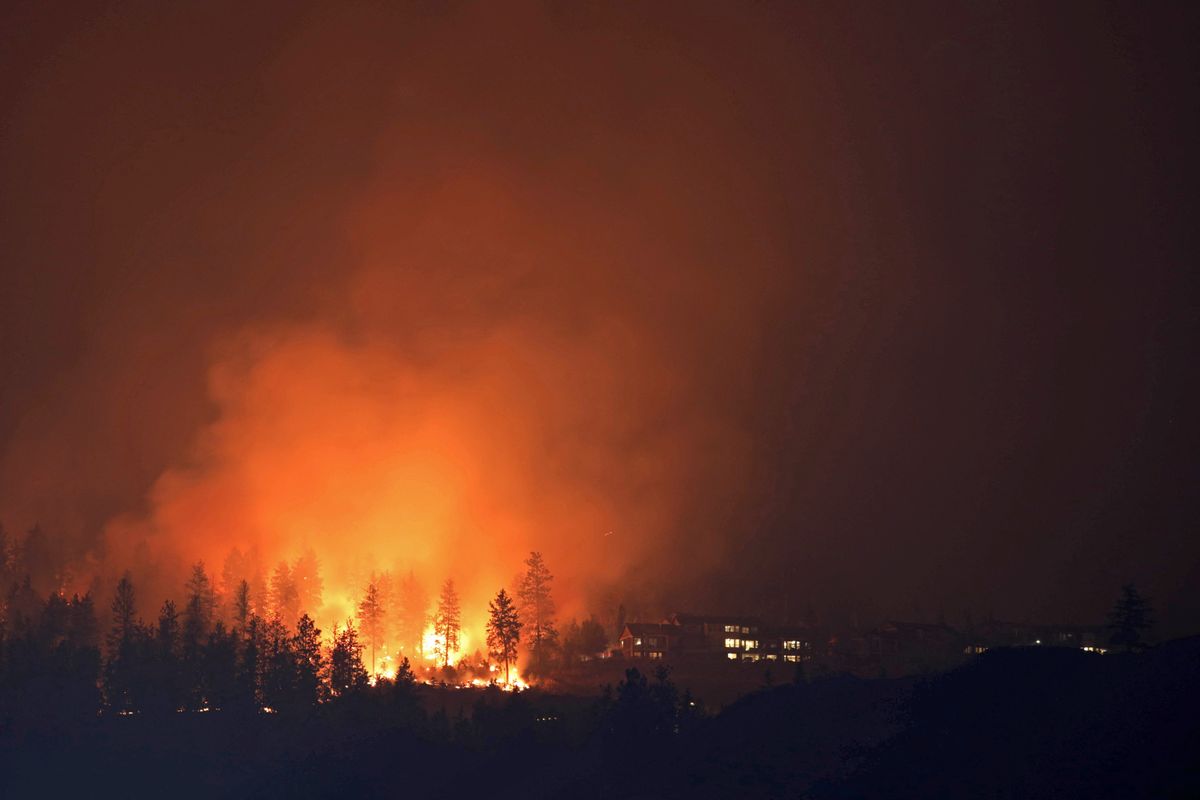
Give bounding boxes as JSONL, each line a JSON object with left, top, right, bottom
{"left": 648, "top": 652, "right": 663, "bottom": 660}
{"left": 784, "top": 655, "right": 799, "bottom": 663}
{"left": 745, "top": 639, "right": 759, "bottom": 650}
{"left": 766, "top": 654, "right": 778, "bottom": 661}
{"left": 741, "top": 626, "right": 751, "bottom": 634}
{"left": 724, "top": 638, "right": 742, "bottom": 649}
{"left": 783, "top": 640, "right": 801, "bottom": 651}
{"left": 743, "top": 653, "right": 759, "bottom": 662}
{"left": 634, "top": 638, "right": 643, "bottom": 646}
{"left": 727, "top": 652, "right": 738, "bottom": 660}
{"left": 724, "top": 625, "right": 738, "bottom": 633}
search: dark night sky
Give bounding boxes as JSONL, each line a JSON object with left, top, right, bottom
{"left": 1, "top": 2, "right": 1197, "bottom": 634}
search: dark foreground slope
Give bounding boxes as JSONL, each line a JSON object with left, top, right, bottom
{"left": 2, "top": 640, "right": 1197, "bottom": 799}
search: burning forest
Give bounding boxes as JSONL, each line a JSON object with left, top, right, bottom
{"left": 2, "top": 1, "right": 1200, "bottom": 797}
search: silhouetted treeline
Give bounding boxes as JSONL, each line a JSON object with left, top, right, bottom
{"left": 3, "top": 640, "right": 1198, "bottom": 799}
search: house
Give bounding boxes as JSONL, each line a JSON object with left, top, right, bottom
{"left": 663, "top": 612, "right": 763, "bottom": 659}
{"left": 758, "top": 625, "right": 820, "bottom": 663}
{"left": 617, "top": 613, "right": 824, "bottom": 663}
{"left": 618, "top": 623, "right": 678, "bottom": 660}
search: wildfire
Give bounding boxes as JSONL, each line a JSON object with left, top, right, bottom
{"left": 421, "top": 622, "right": 468, "bottom": 667}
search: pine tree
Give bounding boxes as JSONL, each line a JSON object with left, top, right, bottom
{"left": 233, "top": 579, "right": 252, "bottom": 629}
{"left": 261, "top": 617, "right": 296, "bottom": 711}
{"left": 433, "top": 579, "right": 461, "bottom": 669}
{"left": 183, "top": 562, "right": 216, "bottom": 644}
{"left": 486, "top": 588, "right": 522, "bottom": 684}
{"left": 269, "top": 561, "right": 300, "bottom": 627}
{"left": 104, "top": 573, "right": 139, "bottom": 712}
{"left": 107, "top": 572, "right": 137, "bottom": 654}
{"left": 182, "top": 563, "right": 216, "bottom": 708}
{"left": 293, "top": 613, "right": 324, "bottom": 707}
{"left": 357, "top": 581, "right": 386, "bottom": 675}
{"left": 204, "top": 622, "right": 238, "bottom": 710}
{"left": 221, "top": 547, "right": 248, "bottom": 611}
{"left": 518, "top": 551, "right": 558, "bottom": 671}
{"left": 236, "top": 614, "right": 264, "bottom": 712}
{"left": 395, "top": 655, "right": 416, "bottom": 685}
{"left": 330, "top": 620, "right": 368, "bottom": 697}
{"left": 1108, "top": 583, "right": 1154, "bottom": 652}
{"left": 151, "top": 599, "right": 182, "bottom": 714}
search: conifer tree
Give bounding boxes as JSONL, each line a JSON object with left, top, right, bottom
{"left": 1108, "top": 583, "right": 1154, "bottom": 652}
{"left": 269, "top": 561, "right": 300, "bottom": 628}
{"left": 233, "top": 579, "right": 252, "bottom": 629}
{"left": 330, "top": 620, "right": 368, "bottom": 697}
{"left": 293, "top": 613, "right": 324, "bottom": 707}
{"left": 358, "top": 581, "right": 386, "bottom": 675}
{"left": 518, "top": 551, "right": 558, "bottom": 671}
{"left": 152, "top": 599, "right": 182, "bottom": 714}
{"left": 182, "top": 562, "right": 216, "bottom": 645}
{"left": 204, "top": 621, "right": 238, "bottom": 710}
{"left": 236, "top": 614, "right": 265, "bottom": 712}
{"left": 104, "top": 573, "right": 139, "bottom": 712}
{"left": 107, "top": 573, "right": 137, "bottom": 654}
{"left": 433, "top": 579, "right": 462, "bottom": 669}
{"left": 486, "top": 588, "right": 522, "bottom": 684}
{"left": 181, "top": 563, "right": 216, "bottom": 708}
{"left": 261, "top": 617, "right": 296, "bottom": 711}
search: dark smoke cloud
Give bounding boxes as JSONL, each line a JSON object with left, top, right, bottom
{"left": 1, "top": 2, "right": 1197, "bottom": 634}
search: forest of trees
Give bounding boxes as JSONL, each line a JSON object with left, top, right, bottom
{"left": 0, "top": 525, "right": 617, "bottom": 727}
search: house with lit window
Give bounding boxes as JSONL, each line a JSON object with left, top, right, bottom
{"left": 618, "top": 623, "right": 679, "bottom": 660}
{"left": 758, "top": 625, "right": 820, "bottom": 663}
{"left": 663, "top": 612, "right": 763, "bottom": 658}
{"left": 619, "top": 613, "right": 825, "bottom": 664}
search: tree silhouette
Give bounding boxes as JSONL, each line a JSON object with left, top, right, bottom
{"left": 486, "top": 588, "right": 522, "bottom": 684}
{"left": 395, "top": 655, "right": 416, "bottom": 684}
{"left": 358, "top": 580, "right": 386, "bottom": 675}
{"left": 293, "top": 613, "right": 324, "bottom": 707}
{"left": 233, "top": 579, "right": 252, "bottom": 629}
{"left": 103, "top": 573, "right": 139, "bottom": 712}
{"left": 269, "top": 561, "right": 299, "bottom": 628}
{"left": 1108, "top": 583, "right": 1154, "bottom": 653}
{"left": 261, "top": 617, "right": 295, "bottom": 711}
{"left": 236, "top": 614, "right": 265, "bottom": 712}
{"left": 183, "top": 562, "right": 216, "bottom": 643}
{"left": 204, "top": 621, "right": 238, "bottom": 710}
{"left": 106, "top": 573, "right": 137, "bottom": 653}
{"left": 151, "top": 599, "right": 182, "bottom": 714}
{"left": 562, "top": 615, "right": 608, "bottom": 663}
{"left": 182, "top": 563, "right": 216, "bottom": 709}
{"left": 433, "top": 579, "right": 461, "bottom": 669}
{"left": 330, "top": 619, "right": 368, "bottom": 697}
{"left": 518, "top": 551, "right": 558, "bottom": 672}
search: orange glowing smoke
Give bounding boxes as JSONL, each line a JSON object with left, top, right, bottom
{"left": 87, "top": 119, "right": 767, "bottom": 653}
{"left": 96, "top": 305, "right": 744, "bottom": 662}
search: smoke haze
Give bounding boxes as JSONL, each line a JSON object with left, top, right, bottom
{"left": 1, "top": 2, "right": 1197, "bottom": 634}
